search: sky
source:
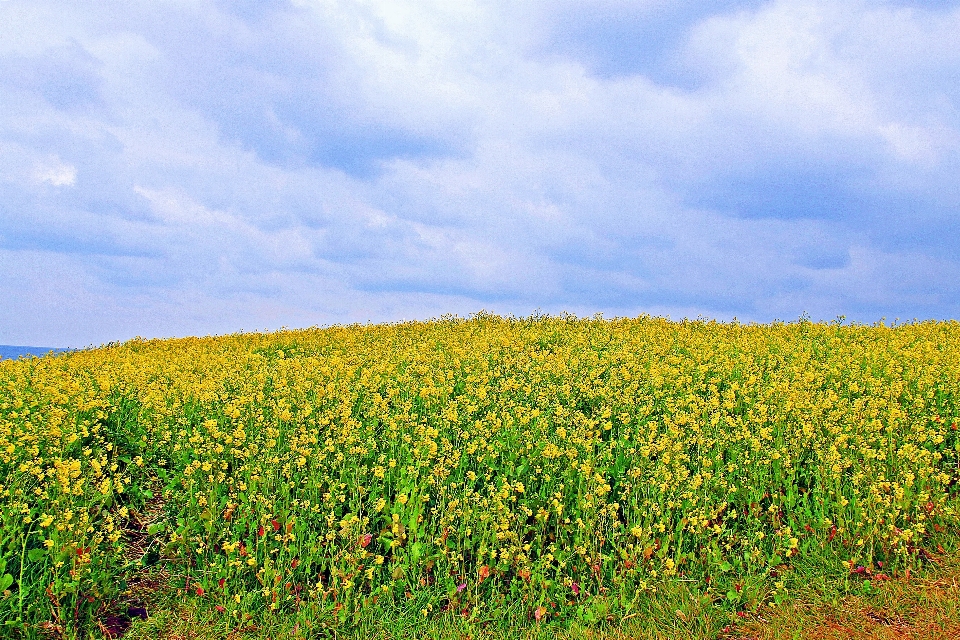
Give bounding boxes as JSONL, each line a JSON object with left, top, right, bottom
{"left": 1, "top": 0, "right": 959, "bottom": 347}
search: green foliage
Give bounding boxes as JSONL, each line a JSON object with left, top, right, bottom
{"left": 1, "top": 315, "right": 959, "bottom": 638}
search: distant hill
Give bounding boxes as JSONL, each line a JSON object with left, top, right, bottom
{"left": 0, "top": 345, "right": 71, "bottom": 360}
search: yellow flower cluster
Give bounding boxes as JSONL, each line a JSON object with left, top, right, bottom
{"left": 1, "top": 314, "right": 958, "bottom": 633}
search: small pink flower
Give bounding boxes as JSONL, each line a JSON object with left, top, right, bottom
{"left": 456, "top": 582, "right": 467, "bottom": 593}
{"left": 571, "top": 581, "right": 580, "bottom": 596}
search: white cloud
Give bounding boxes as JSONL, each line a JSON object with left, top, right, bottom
{"left": 0, "top": 0, "right": 959, "bottom": 346}
{"left": 686, "top": 1, "right": 960, "bottom": 161}
{"left": 32, "top": 156, "right": 76, "bottom": 186}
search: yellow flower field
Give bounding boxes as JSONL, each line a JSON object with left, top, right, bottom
{"left": 1, "top": 314, "right": 958, "bottom": 636}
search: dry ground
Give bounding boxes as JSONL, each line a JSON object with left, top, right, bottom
{"left": 731, "top": 553, "right": 960, "bottom": 640}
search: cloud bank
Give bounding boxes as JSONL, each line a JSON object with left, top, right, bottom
{"left": 1, "top": 0, "right": 959, "bottom": 346}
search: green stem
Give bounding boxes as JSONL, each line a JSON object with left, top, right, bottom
{"left": 17, "top": 522, "right": 33, "bottom": 617}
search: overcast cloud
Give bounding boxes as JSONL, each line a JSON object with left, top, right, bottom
{"left": 1, "top": 0, "right": 959, "bottom": 347}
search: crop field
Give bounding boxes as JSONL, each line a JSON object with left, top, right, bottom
{"left": 1, "top": 314, "right": 959, "bottom": 639}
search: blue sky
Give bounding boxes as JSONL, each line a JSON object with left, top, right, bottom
{"left": 1, "top": 0, "right": 959, "bottom": 347}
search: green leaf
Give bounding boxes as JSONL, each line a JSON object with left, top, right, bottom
{"left": 720, "top": 561, "right": 733, "bottom": 572}
{"left": 0, "top": 574, "right": 14, "bottom": 591}
{"left": 726, "top": 589, "right": 739, "bottom": 602}
{"left": 147, "top": 522, "right": 166, "bottom": 536}
{"left": 409, "top": 541, "right": 423, "bottom": 565}
{"left": 27, "top": 548, "right": 45, "bottom": 563}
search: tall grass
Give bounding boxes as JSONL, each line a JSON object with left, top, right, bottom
{"left": 1, "top": 314, "right": 958, "bottom": 637}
